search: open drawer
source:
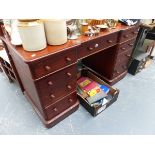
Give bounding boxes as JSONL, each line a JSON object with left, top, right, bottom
{"left": 77, "top": 68, "right": 119, "bottom": 116}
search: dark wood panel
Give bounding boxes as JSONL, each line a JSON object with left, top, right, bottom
{"left": 117, "top": 38, "right": 136, "bottom": 54}
{"left": 113, "top": 49, "right": 133, "bottom": 78}
{"left": 82, "top": 46, "right": 118, "bottom": 79}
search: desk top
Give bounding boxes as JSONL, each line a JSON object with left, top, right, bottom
{"left": 1, "top": 23, "right": 138, "bottom": 63}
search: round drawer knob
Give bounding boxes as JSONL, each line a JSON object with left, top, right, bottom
{"left": 88, "top": 47, "right": 94, "bottom": 51}
{"left": 126, "top": 54, "right": 131, "bottom": 57}
{"left": 129, "top": 43, "right": 134, "bottom": 46}
{"left": 53, "top": 108, "right": 58, "bottom": 112}
{"left": 45, "top": 65, "right": 51, "bottom": 71}
{"left": 48, "top": 81, "right": 53, "bottom": 86}
{"left": 66, "top": 72, "right": 72, "bottom": 77}
{"left": 123, "top": 66, "right": 127, "bottom": 69}
{"left": 121, "top": 47, "right": 126, "bottom": 50}
{"left": 107, "top": 40, "right": 113, "bottom": 43}
{"left": 94, "top": 43, "right": 99, "bottom": 48}
{"left": 50, "top": 94, "right": 55, "bottom": 98}
{"left": 67, "top": 85, "right": 72, "bottom": 90}
{"left": 115, "top": 70, "right": 120, "bottom": 74}
{"left": 69, "top": 98, "right": 73, "bottom": 103}
{"left": 124, "top": 34, "right": 129, "bottom": 38}
{"left": 66, "top": 57, "right": 72, "bottom": 62}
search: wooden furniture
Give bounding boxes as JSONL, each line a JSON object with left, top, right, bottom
{"left": 0, "top": 22, "right": 25, "bottom": 91}
{"left": 0, "top": 48, "right": 16, "bottom": 82}
{"left": 0, "top": 23, "right": 139, "bottom": 128}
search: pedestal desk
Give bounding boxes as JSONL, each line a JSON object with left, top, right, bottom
{"left": 0, "top": 23, "right": 139, "bottom": 128}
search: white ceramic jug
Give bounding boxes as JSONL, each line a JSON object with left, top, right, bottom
{"left": 44, "top": 19, "right": 67, "bottom": 45}
{"left": 18, "top": 20, "right": 47, "bottom": 51}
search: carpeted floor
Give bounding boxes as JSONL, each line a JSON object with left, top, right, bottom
{"left": 0, "top": 60, "right": 155, "bottom": 135}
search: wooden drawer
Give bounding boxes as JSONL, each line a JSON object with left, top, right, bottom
{"left": 113, "top": 50, "right": 133, "bottom": 77}
{"left": 36, "top": 65, "right": 77, "bottom": 108}
{"left": 31, "top": 47, "right": 77, "bottom": 79}
{"left": 45, "top": 92, "right": 77, "bottom": 120}
{"left": 78, "top": 32, "right": 118, "bottom": 59}
{"left": 117, "top": 38, "right": 136, "bottom": 54}
{"left": 118, "top": 26, "right": 139, "bottom": 43}
{"left": 78, "top": 69, "right": 119, "bottom": 116}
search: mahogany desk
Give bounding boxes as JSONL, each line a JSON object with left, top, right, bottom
{"left": 0, "top": 23, "right": 139, "bottom": 128}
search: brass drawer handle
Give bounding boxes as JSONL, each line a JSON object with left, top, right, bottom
{"left": 53, "top": 108, "right": 58, "bottom": 112}
{"left": 67, "top": 85, "right": 72, "bottom": 90}
{"left": 66, "top": 72, "right": 72, "bottom": 77}
{"left": 45, "top": 65, "right": 51, "bottom": 71}
{"left": 94, "top": 43, "right": 99, "bottom": 48}
{"left": 69, "top": 98, "right": 73, "bottom": 103}
{"left": 128, "top": 43, "right": 134, "bottom": 46}
{"left": 66, "top": 57, "right": 72, "bottom": 62}
{"left": 88, "top": 47, "right": 94, "bottom": 51}
{"left": 107, "top": 40, "right": 113, "bottom": 43}
{"left": 48, "top": 81, "right": 53, "bottom": 86}
{"left": 124, "top": 34, "right": 129, "bottom": 38}
{"left": 50, "top": 94, "right": 55, "bottom": 98}
{"left": 121, "top": 47, "right": 126, "bottom": 50}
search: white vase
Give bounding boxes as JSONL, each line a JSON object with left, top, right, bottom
{"left": 44, "top": 19, "right": 67, "bottom": 45}
{"left": 18, "top": 20, "right": 47, "bottom": 51}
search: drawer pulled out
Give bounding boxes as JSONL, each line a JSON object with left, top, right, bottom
{"left": 77, "top": 68, "right": 119, "bottom": 116}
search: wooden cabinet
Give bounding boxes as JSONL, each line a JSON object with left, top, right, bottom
{"left": 1, "top": 23, "right": 139, "bottom": 128}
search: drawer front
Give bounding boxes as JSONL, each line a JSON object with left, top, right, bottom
{"left": 78, "top": 32, "right": 118, "bottom": 59}
{"left": 37, "top": 65, "right": 77, "bottom": 107}
{"left": 45, "top": 92, "right": 77, "bottom": 120}
{"left": 113, "top": 50, "right": 133, "bottom": 77}
{"left": 118, "top": 26, "right": 139, "bottom": 43}
{"left": 117, "top": 38, "right": 136, "bottom": 54}
{"left": 31, "top": 47, "right": 77, "bottom": 79}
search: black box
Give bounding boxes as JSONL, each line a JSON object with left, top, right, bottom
{"left": 128, "top": 51, "right": 149, "bottom": 75}
{"left": 77, "top": 68, "right": 119, "bottom": 116}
